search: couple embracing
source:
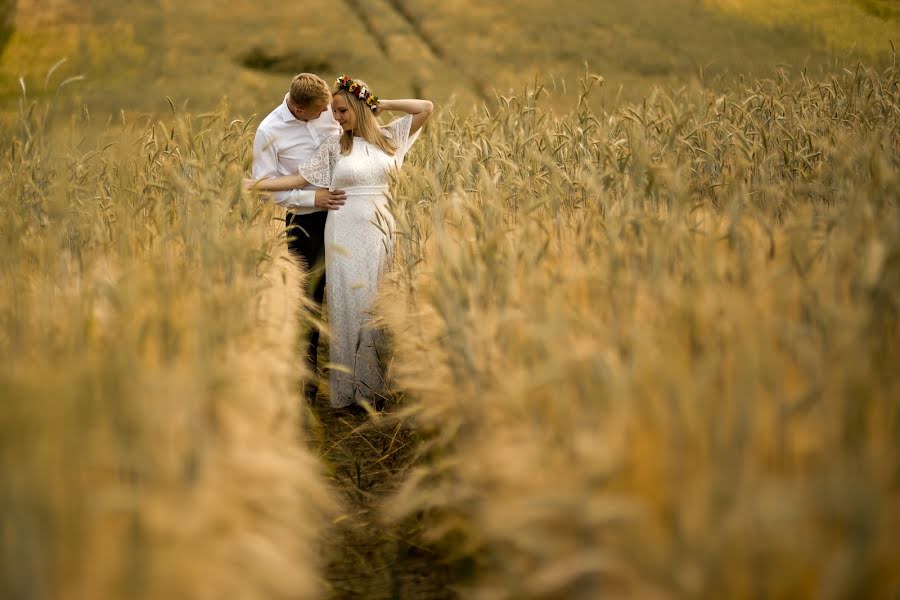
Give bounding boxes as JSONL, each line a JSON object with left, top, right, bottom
{"left": 250, "top": 73, "right": 433, "bottom": 411}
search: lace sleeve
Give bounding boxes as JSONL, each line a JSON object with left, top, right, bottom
{"left": 384, "top": 114, "right": 419, "bottom": 166}
{"left": 298, "top": 135, "right": 341, "bottom": 188}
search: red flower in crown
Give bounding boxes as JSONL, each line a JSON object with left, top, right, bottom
{"left": 335, "top": 74, "right": 379, "bottom": 112}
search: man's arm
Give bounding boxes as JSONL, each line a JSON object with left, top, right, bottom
{"left": 251, "top": 127, "right": 316, "bottom": 210}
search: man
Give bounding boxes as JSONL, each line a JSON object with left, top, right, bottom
{"left": 252, "top": 73, "right": 346, "bottom": 401}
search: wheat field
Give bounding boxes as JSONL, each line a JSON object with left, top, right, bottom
{"left": 379, "top": 63, "right": 900, "bottom": 598}
{"left": 0, "top": 92, "right": 336, "bottom": 599}
{"left": 1, "top": 5, "right": 899, "bottom": 598}
{"left": 2, "top": 0, "right": 898, "bottom": 117}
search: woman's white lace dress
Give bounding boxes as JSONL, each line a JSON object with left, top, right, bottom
{"left": 299, "top": 114, "right": 417, "bottom": 408}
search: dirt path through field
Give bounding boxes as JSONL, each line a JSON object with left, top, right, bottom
{"left": 304, "top": 392, "right": 459, "bottom": 599}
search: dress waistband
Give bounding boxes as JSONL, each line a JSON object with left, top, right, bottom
{"left": 342, "top": 185, "right": 390, "bottom": 196}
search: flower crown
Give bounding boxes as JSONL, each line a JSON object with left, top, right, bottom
{"left": 335, "top": 74, "right": 379, "bottom": 112}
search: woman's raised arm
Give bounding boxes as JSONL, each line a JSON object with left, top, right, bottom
{"left": 376, "top": 98, "right": 434, "bottom": 135}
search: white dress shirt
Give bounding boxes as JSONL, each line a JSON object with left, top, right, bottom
{"left": 252, "top": 96, "right": 342, "bottom": 215}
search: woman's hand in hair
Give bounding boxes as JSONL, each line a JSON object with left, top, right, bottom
{"left": 376, "top": 98, "right": 434, "bottom": 134}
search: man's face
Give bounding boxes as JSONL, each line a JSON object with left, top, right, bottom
{"left": 291, "top": 99, "right": 329, "bottom": 122}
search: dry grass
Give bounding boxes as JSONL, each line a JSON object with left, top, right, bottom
{"left": 378, "top": 61, "right": 900, "bottom": 598}
{"left": 0, "top": 88, "right": 335, "bottom": 600}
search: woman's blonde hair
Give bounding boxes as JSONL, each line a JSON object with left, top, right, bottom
{"left": 332, "top": 80, "right": 397, "bottom": 157}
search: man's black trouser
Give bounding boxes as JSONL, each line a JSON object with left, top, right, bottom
{"left": 285, "top": 210, "right": 327, "bottom": 390}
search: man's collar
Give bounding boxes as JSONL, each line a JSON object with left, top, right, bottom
{"left": 277, "top": 95, "right": 297, "bottom": 122}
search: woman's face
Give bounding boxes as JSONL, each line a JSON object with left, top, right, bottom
{"left": 331, "top": 93, "right": 357, "bottom": 132}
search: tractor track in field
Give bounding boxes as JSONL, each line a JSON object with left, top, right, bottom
{"left": 341, "top": 0, "right": 491, "bottom": 103}
{"left": 383, "top": 0, "right": 491, "bottom": 102}
{"left": 344, "top": 0, "right": 390, "bottom": 56}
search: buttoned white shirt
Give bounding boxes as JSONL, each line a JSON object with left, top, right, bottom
{"left": 252, "top": 96, "right": 342, "bottom": 215}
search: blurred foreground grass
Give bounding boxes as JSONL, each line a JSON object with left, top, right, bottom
{"left": 0, "top": 88, "right": 334, "bottom": 600}
{"left": 380, "top": 61, "right": 900, "bottom": 598}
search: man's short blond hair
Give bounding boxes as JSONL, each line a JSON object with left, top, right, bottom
{"left": 289, "top": 73, "right": 330, "bottom": 108}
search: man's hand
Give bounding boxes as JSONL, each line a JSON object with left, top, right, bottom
{"left": 315, "top": 188, "right": 347, "bottom": 210}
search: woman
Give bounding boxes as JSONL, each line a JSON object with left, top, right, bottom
{"left": 249, "top": 75, "right": 433, "bottom": 410}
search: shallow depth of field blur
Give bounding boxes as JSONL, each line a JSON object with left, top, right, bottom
{"left": 2, "top": 0, "right": 899, "bottom": 118}
{"left": 1, "top": 1, "right": 898, "bottom": 599}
